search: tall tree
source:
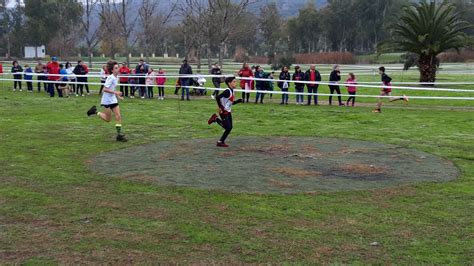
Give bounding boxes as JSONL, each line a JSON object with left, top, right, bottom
{"left": 23, "top": 0, "right": 54, "bottom": 57}
{"left": 55, "top": 0, "right": 83, "bottom": 57}
{"left": 99, "top": 0, "right": 137, "bottom": 63}
{"left": 113, "top": 0, "right": 137, "bottom": 64}
{"left": 0, "top": 0, "right": 12, "bottom": 56}
{"left": 23, "top": 0, "right": 82, "bottom": 57}
{"left": 379, "top": 1, "right": 472, "bottom": 82}
{"left": 450, "top": 0, "right": 474, "bottom": 35}
{"left": 352, "top": 0, "right": 409, "bottom": 52}
{"left": 228, "top": 10, "right": 258, "bottom": 58}
{"left": 98, "top": 0, "right": 122, "bottom": 58}
{"left": 177, "top": 0, "right": 208, "bottom": 67}
{"left": 288, "top": 3, "right": 320, "bottom": 53}
{"left": 209, "top": 0, "right": 251, "bottom": 66}
{"left": 81, "top": 0, "right": 102, "bottom": 67}
{"left": 138, "top": 0, "right": 176, "bottom": 61}
{"left": 3, "top": 0, "right": 24, "bottom": 57}
{"left": 258, "top": 2, "right": 282, "bottom": 56}
{"left": 322, "top": 0, "right": 357, "bottom": 52}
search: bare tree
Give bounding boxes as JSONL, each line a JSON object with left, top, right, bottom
{"left": 259, "top": 3, "right": 282, "bottom": 56}
{"left": 112, "top": 0, "right": 137, "bottom": 65}
{"left": 177, "top": 0, "right": 208, "bottom": 68}
{"left": 138, "top": 0, "right": 177, "bottom": 61}
{"left": 179, "top": 0, "right": 223, "bottom": 71}
{"left": 98, "top": 0, "right": 120, "bottom": 58}
{"left": 81, "top": 0, "right": 102, "bottom": 67}
{"left": 210, "top": 0, "right": 251, "bottom": 66}
{"left": 55, "top": 0, "right": 83, "bottom": 57}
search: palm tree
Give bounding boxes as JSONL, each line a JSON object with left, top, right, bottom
{"left": 379, "top": 1, "right": 472, "bottom": 82}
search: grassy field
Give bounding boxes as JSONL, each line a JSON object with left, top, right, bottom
{"left": 0, "top": 70, "right": 473, "bottom": 263}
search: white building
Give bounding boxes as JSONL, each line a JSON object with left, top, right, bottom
{"left": 24, "top": 46, "right": 46, "bottom": 58}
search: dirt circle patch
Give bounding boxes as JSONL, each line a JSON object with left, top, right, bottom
{"left": 89, "top": 137, "right": 459, "bottom": 194}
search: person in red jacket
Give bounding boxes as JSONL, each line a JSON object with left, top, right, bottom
{"left": 238, "top": 62, "right": 253, "bottom": 103}
{"left": 46, "top": 57, "right": 62, "bottom": 97}
{"left": 119, "top": 62, "right": 130, "bottom": 97}
{"left": 156, "top": 68, "right": 166, "bottom": 100}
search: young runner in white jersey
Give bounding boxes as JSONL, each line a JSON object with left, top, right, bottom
{"left": 207, "top": 76, "right": 243, "bottom": 147}
{"left": 86, "top": 60, "right": 127, "bottom": 142}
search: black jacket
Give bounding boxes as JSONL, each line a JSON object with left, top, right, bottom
{"left": 179, "top": 63, "right": 193, "bottom": 83}
{"left": 304, "top": 69, "right": 322, "bottom": 88}
{"left": 11, "top": 65, "right": 23, "bottom": 78}
{"left": 278, "top": 71, "right": 291, "bottom": 89}
{"left": 135, "top": 63, "right": 149, "bottom": 75}
{"left": 329, "top": 70, "right": 341, "bottom": 82}
{"left": 292, "top": 71, "right": 306, "bottom": 89}
{"left": 73, "top": 64, "right": 87, "bottom": 75}
{"left": 381, "top": 73, "right": 392, "bottom": 85}
{"left": 211, "top": 67, "right": 222, "bottom": 84}
{"left": 73, "top": 64, "right": 87, "bottom": 81}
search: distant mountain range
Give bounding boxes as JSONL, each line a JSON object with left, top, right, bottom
{"left": 249, "top": 0, "right": 327, "bottom": 17}
{"left": 151, "top": 0, "right": 328, "bottom": 19}
{"left": 82, "top": 0, "right": 328, "bottom": 30}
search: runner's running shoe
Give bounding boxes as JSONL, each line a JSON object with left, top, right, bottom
{"left": 116, "top": 134, "right": 128, "bottom": 142}
{"left": 87, "top": 105, "right": 97, "bottom": 116}
{"left": 208, "top": 113, "right": 218, "bottom": 125}
{"left": 216, "top": 141, "right": 229, "bottom": 147}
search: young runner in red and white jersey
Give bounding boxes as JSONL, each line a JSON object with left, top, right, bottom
{"left": 207, "top": 76, "right": 243, "bottom": 147}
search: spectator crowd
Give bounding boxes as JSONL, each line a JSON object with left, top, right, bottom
{"left": 2, "top": 58, "right": 364, "bottom": 106}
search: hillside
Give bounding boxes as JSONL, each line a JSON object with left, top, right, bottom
{"left": 249, "top": 0, "right": 327, "bottom": 17}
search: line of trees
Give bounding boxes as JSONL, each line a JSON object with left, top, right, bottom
{"left": 0, "top": 0, "right": 472, "bottom": 70}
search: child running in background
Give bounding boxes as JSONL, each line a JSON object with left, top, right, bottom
{"left": 373, "top": 66, "right": 408, "bottom": 113}
{"left": 24, "top": 64, "right": 33, "bottom": 92}
{"left": 87, "top": 60, "right": 127, "bottom": 142}
{"left": 345, "top": 73, "right": 357, "bottom": 106}
{"left": 156, "top": 68, "right": 166, "bottom": 100}
{"left": 207, "top": 76, "right": 243, "bottom": 147}
{"left": 145, "top": 68, "right": 156, "bottom": 99}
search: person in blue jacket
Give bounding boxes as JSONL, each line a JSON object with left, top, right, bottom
{"left": 254, "top": 65, "right": 267, "bottom": 104}
{"left": 24, "top": 64, "right": 33, "bottom": 92}
{"left": 58, "top": 64, "right": 71, "bottom": 97}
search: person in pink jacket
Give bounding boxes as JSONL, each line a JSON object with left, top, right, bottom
{"left": 155, "top": 68, "right": 166, "bottom": 100}
{"left": 345, "top": 73, "right": 357, "bottom": 106}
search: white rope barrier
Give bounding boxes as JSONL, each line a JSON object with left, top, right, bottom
{"left": 1, "top": 73, "right": 474, "bottom": 93}
{"left": 355, "top": 81, "right": 474, "bottom": 85}
{"left": 235, "top": 76, "right": 474, "bottom": 93}
{"left": 1, "top": 77, "right": 474, "bottom": 101}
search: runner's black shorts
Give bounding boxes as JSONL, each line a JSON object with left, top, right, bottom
{"left": 101, "top": 103, "right": 119, "bottom": 109}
